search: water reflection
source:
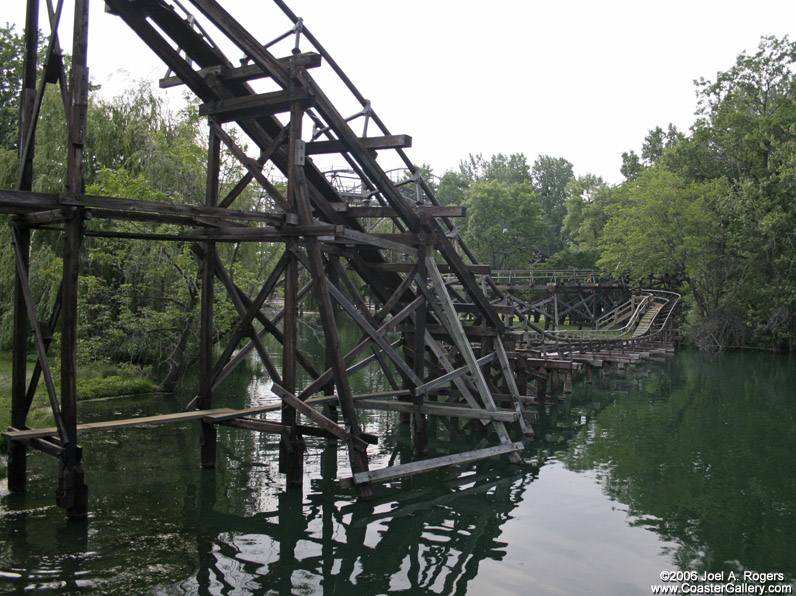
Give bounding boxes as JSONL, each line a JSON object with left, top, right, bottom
{"left": 164, "top": 448, "right": 531, "bottom": 596}
{"left": 561, "top": 349, "right": 796, "bottom": 578}
{"left": 2, "top": 333, "right": 795, "bottom": 594}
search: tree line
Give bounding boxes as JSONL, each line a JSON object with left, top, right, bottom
{"left": 436, "top": 35, "right": 796, "bottom": 352}
{"left": 0, "top": 23, "right": 793, "bottom": 397}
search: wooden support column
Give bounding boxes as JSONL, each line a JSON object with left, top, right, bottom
{"left": 585, "top": 365, "right": 594, "bottom": 384}
{"left": 199, "top": 124, "right": 220, "bottom": 469}
{"left": 55, "top": 0, "right": 89, "bottom": 521}
{"left": 287, "top": 89, "right": 372, "bottom": 497}
{"left": 552, "top": 284, "right": 560, "bottom": 332}
{"left": 564, "top": 371, "right": 573, "bottom": 394}
{"left": 412, "top": 250, "right": 429, "bottom": 454}
{"left": 537, "top": 367, "right": 547, "bottom": 401}
{"left": 550, "top": 369, "right": 560, "bottom": 399}
{"left": 9, "top": 0, "right": 38, "bottom": 491}
{"left": 280, "top": 242, "right": 304, "bottom": 484}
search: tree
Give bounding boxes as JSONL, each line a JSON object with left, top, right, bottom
{"left": 461, "top": 180, "right": 545, "bottom": 270}
{"left": 621, "top": 124, "right": 683, "bottom": 181}
{"left": 0, "top": 25, "right": 32, "bottom": 151}
{"left": 599, "top": 167, "right": 730, "bottom": 325}
{"left": 437, "top": 152, "right": 531, "bottom": 206}
{"left": 530, "top": 155, "right": 574, "bottom": 254}
{"left": 548, "top": 173, "right": 615, "bottom": 269}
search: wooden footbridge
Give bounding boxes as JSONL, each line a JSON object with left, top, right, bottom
{"left": 1, "top": 0, "right": 679, "bottom": 519}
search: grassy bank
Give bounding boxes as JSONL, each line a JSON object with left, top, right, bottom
{"left": 0, "top": 352, "right": 157, "bottom": 476}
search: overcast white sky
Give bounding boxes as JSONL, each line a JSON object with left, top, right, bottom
{"left": 3, "top": 0, "right": 796, "bottom": 184}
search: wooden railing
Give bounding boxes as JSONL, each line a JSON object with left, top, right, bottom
{"left": 489, "top": 270, "right": 600, "bottom": 286}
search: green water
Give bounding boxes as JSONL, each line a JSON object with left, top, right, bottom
{"left": 1, "top": 335, "right": 795, "bottom": 594}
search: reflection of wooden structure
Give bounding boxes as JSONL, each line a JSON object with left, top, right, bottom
{"left": 1, "top": 0, "right": 679, "bottom": 519}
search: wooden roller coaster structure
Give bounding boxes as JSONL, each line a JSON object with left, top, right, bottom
{"left": 1, "top": 0, "right": 679, "bottom": 519}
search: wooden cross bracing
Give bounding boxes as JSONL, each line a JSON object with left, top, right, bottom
{"left": 1, "top": 0, "right": 539, "bottom": 516}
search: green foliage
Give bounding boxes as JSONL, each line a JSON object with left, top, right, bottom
{"left": 75, "top": 374, "right": 156, "bottom": 400}
{"left": 530, "top": 155, "right": 574, "bottom": 254}
{"left": 562, "top": 174, "right": 613, "bottom": 250}
{"left": 599, "top": 168, "right": 726, "bottom": 294}
{"left": 603, "top": 35, "right": 796, "bottom": 351}
{"left": 457, "top": 152, "right": 530, "bottom": 185}
{"left": 461, "top": 180, "right": 545, "bottom": 269}
{"left": 621, "top": 124, "right": 683, "bottom": 182}
{"left": 0, "top": 25, "right": 30, "bottom": 151}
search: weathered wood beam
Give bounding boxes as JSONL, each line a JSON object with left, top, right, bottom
{"left": 330, "top": 205, "right": 466, "bottom": 218}
{"left": 219, "top": 417, "right": 338, "bottom": 441}
{"left": 199, "top": 127, "right": 220, "bottom": 469}
{"left": 0, "top": 190, "right": 285, "bottom": 223}
{"left": 334, "top": 228, "right": 419, "bottom": 256}
{"left": 305, "top": 134, "right": 412, "bottom": 155}
{"left": 495, "top": 338, "right": 532, "bottom": 436}
{"left": 327, "top": 281, "right": 423, "bottom": 388}
{"left": 353, "top": 399, "right": 517, "bottom": 422}
{"left": 414, "top": 353, "right": 496, "bottom": 396}
{"left": 426, "top": 258, "right": 522, "bottom": 464}
{"left": 339, "top": 441, "right": 524, "bottom": 488}
{"left": 219, "top": 124, "right": 290, "bottom": 209}
{"left": 209, "top": 120, "right": 289, "bottom": 210}
{"left": 362, "top": 262, "right": 490, "bottom": 274}
{"left": 297, "top": 295, "right": 424, "bottom": 401}
{"left": 2, "top": 408, "right": 260, "bottom": 440}
{"left": 199, "top": 89, "right": 310, "bottom": 121}
{"left": 328, "top": 257, "right": 400, "bottom": 390}
{"left": 159, "top": 52, "right": 322, "bottom": 88}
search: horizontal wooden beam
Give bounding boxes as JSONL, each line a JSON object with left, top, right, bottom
{"left": 418, "top": 324, "right": 499, "bottom": 338}
{"left": 362, "top": 262, "right": 491, "bottom": 274}
{"left": 334, "top": 228, "right": 418, "bottom": 256}
{"left": 84, "top": 224, "right": 340, "bottom": 243}
{"left": 305, "top": 134, "right": 412, "bottom": 155}
{"left": 354, "top": 399, "right": 517, "bottom": 422}
{"left": 12, "top": 207, "right": 76, "bottom": 226}
{"left": 159, "top": 52, "right": 322, "bottom": 88}
{"left": 330, "top": 205, "right": 466, "bottom": 218}
{"left": 339, "top": 441, "right": 525, "bottom": 488}
{"left": 2, "top": 407, "right": 246, "bottom": 440}
{"left": 199, "top": 88, "right": 311, "bottom": 121}
{"left": 0, "top": 190, "right": 286, "bottom": 224}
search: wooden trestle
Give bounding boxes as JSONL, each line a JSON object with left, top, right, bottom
{"left": 1, "top": 0, "right": 679, "bottom": 519}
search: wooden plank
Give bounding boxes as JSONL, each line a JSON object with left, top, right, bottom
{"left": 159, "top": 52, "right": 322, "bottom": 88}
{"left": 221, "top": 417, "right": 352, "bottom": 442}
{"left": 2, "top": 408, "right": 244, "bottom": 440}
{"left": 354, "top": 399, "right": 517, "bottom": 422}
{"left": 199, "top": 89, "right": 310, "bottom": 121}
{"left": 59, "top": 192, "right": 285, "bottom": 223}
{"left": 495, "top": 337, "right": 532, "bottom": 436}
{"left": 414, "top": 353, "right": 495, "bottom": 395}
{"left": 340, "top": 441, "right": 525, "bottom": 488}
{"left": 13, "top": 207, "right": 75, "bottom": 226}
{"left": 335, "top": 228, "right": 419, "bottom": 256}
{"left": 305, "top": 134, "right": 412, "bottom": 155}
